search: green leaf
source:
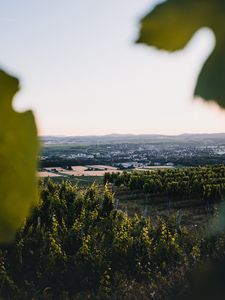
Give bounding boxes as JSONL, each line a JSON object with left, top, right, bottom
{"left": 137, "top": 0, "right": 225, "bottom": 108}
{"left": 0, "top": 69, "right": 39, "bottom": 243}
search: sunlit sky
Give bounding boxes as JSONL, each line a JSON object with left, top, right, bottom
{"left": 1, "top": 0, "right": 225, "bottom": 136}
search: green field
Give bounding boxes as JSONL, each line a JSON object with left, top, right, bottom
{"left": 42, "top": 175, "right": 104, "bottom": 186}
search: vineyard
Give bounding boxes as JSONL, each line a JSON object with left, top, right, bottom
{"left": 103, "top": 165, "right": 225, "bottom": 226}
{"left": 0, "top": 172, "right": 225, "bottom": 299}
{"left": 104, "top": 165, "right": 225, "bottom": 201}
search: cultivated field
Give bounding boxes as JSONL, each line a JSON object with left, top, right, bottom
{"left": 38, "top": 165, "right": 122, "bottom": 178}
{"left": 37, "top": 171, "right": 62, "bottom": 177}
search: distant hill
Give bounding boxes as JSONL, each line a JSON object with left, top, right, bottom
{"left": 40, "top": 133, "right": 225, "bottom": 147}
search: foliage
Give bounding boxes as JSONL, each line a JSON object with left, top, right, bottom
{"left": 105, "top": 165, "right": 225, "bottom": 202}
{"left": 137, "top": 0, "right": 225, "bottom": 108}
{"left": 0, "top": 69, "right": 39, "bottom": 243}
{"left": 0, "top": 179, "right": 224, "bottom": 299}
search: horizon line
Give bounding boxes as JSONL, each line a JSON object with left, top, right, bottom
{"left": 39, "top": 132, "right": 225, "bottom": 138}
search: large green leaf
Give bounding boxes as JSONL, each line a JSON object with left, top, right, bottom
{"left": 137, "top": 0, "right": 225, "bottom": 108}
{"left": 0, "top": 69, "right": 39, "bottom": 243}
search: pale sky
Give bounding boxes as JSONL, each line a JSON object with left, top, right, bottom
{"left": 1, "top": 0, "right": 225, "bottom": 136}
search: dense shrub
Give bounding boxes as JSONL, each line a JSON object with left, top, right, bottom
{"left": 0, "top": 179, "right": 224, "bottom": 299}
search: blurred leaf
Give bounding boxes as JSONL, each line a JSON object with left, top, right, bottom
{"left": 137, "top": 0, "right": 225, "bottom": 108}
{"left": 0, "top": 69, "right": 39, "bottom": 243}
